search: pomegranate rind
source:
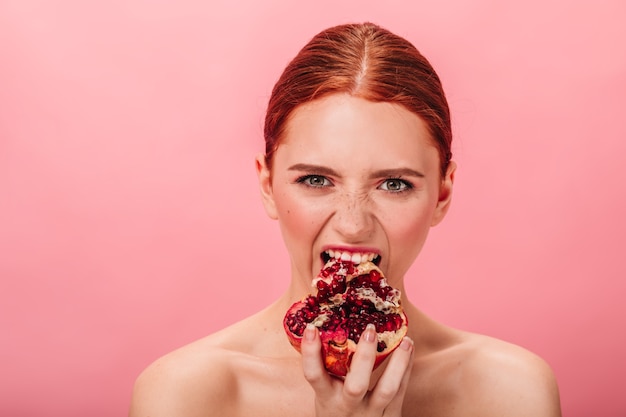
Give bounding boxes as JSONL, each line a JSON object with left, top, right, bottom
{"left": 283, "top": 259, "right": 408, "bottom": 377}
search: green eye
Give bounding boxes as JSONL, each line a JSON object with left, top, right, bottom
{"left": 380, "top": 179, "right": 411, "bottom": 192}
{"left": 297, "top": 175, "right": 332, "bottom": 187}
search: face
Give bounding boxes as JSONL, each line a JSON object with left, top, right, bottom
{"left": 257, "top": 94, "right": 455, "bottom": 296}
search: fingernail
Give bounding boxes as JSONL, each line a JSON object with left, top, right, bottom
{"left": 400, "top": 337, "right": 414, "bottom": 351}
{"left": 304, "top": 323, "right": 316, "bottom": 342}
{"left": 364, "top": 323, "right": 376, "bottom": 343}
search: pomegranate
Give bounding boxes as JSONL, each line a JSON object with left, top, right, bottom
{"left": 283, "top": 258, "right": 408, "bottom": 377}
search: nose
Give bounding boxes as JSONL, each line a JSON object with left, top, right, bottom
{"left": 331, "top": 191, "right": 375, "bottom": 243}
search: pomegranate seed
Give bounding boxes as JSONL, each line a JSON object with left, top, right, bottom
{"left": 284, "top": 258, "right": 407, "bottom": 378}
{"left": 331, "top": 279, "right": 346, "bottom": 295}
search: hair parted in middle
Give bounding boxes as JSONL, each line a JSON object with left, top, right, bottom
{"left": 264, "top": 22, "right": 452, "bottom": 177}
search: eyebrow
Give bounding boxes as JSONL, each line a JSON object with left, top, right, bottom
{"left": 287, "top": 163, "right": 425, "bottom": 179}
{"left": 288, "top": 163, "right": 340, "bottom": 177}
{"left": 370, "top": 168, "right": 425, "bottom": 179}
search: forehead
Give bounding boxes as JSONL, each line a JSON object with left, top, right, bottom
{"left": 277, "top": 94, "right": 439, "bottom": 169}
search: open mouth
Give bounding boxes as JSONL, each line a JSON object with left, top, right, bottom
{"left": 321, "top": 250, "right": 381, "bottom": 266}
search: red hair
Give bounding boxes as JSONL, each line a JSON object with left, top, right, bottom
{"left": 264, "top": 22, "right": 452, "bottom": 177}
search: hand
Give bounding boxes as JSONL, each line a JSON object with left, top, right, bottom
{"left": 301, "top": 323, "right": 414, "bottom": 417}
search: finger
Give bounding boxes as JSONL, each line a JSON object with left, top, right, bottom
{"left": 370, "top": 337, "right": 414, "bottom": 414}
{"left": 342, "top": 324, "right": 378, "bottom": 402}
{"left": 300, "top": 324, "right": 333, "bottom": 396}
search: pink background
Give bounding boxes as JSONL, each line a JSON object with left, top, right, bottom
{"left": 1, "top": 1, "right": 625, "bottom": 416}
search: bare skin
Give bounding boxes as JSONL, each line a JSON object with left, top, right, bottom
{"left": 129, "top": 95, "right": 561, "bottom": 416}
{"left": 130, "top": 297, "right": 561, "bottom": 416}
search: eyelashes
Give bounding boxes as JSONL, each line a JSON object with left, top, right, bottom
{"left": 379, "top": 178, "right": 414, "bottom": 192}
{"left": 295, "top": 175, "right": 414, "bottom": 193}
{"left": 295, "top": 174, "right": 332, "bottom": 188}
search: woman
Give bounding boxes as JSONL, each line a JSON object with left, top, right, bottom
{"left": 130, "top": 22, "right": 561, "bottom": 416}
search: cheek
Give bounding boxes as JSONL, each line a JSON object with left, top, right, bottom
{"left": 274, "top": 191, "right": 323, "bottom": 242}
{"left": 382, "top": 201, "right": 436, "bottom": 256}
{"left": 394, "top": 212, "right": 431, "bottom": 243}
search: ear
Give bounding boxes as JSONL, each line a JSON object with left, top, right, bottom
{"left": 255, "top": 153, "right": 278, "bottom": 220}
{"left": 431, "top": 161, "right": 456, "bottom": 226}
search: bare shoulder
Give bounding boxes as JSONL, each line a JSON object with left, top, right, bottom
{"left": 459, "top": 333, "right": 562, "bottom": 416}
{"left": 129, "top": 338, "right": 239, "bottom": 417}
{"left": 406, "top": 321, "right": 561, "bottom": 417}
{"left": 129, "top": 308, "right": 297, "bottom": 417}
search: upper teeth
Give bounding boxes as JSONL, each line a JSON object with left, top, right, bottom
{"left": 326, "top": 250, "right": 377, "bottom": 264}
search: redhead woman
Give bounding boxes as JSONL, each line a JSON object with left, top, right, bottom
{"left": 129, "top": 22, "right": 561, "bottom": 417}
